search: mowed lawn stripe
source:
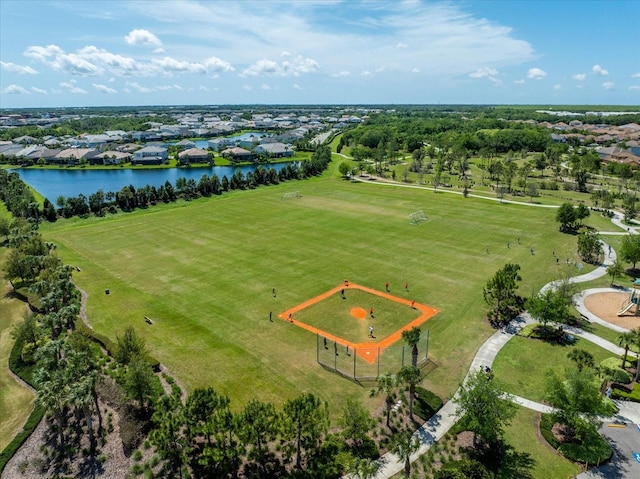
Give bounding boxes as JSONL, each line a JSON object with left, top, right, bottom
{"left": 41, "top": 174, "right": 593, "bottom": 408}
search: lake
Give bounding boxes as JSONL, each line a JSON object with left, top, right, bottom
{"left": 13, "top": 163, "right": 289, "bottom": 202}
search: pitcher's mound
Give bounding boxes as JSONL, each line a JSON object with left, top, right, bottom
{"left": 350, "top": 307, "right": 367, "bottom": 320}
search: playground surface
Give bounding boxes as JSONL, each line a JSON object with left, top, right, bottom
{"left": 584, "top": 292, "right": 640, "bottom": 330}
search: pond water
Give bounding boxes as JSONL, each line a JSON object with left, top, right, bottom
{"left": 13, "top": 162, "right": 289, "bottom": 202}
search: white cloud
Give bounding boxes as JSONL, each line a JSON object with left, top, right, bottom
{"left": 572, "top": 73, "right": 586, "bottom": 81}
{"left": 1, "top": 61, "right": 38, "bottom": 74}
{"left": 261, "top": 84, "right": 271, "bottom": 90}
{"left": 128, "top": 1, "right": 536, "bottom": 82}
{"left": 31, "top": 87, "right": 48, "bottom": 94}
{"left": 592, "top": 64, "right": 609, "bottom": 76}
{"left": 514, "top": 79, "right": 525, "bottom": 84}
{"left": 25, "top": 44, "right": 101, "bottom": 76}
{"left": 241, "top": 55, "right": 318, "bottom": 77}
{"left": 202, "top": 56, "right": 234, "bottom": 73}
{"left": 60, "top": 80, "right": 88, "bottom": 94}
{"left": 632, "top": 73, "right": 640, "bottom": 78}
{"left": 173, "top": 84, "right": 183, "bottom": 91}
{"left": 412, "top": 68, "right": 420, "bottom": 73}
{"left": 629, "top": 85, "right": 640, "bottom": 90}
{"left": 360, "top": 70, "right": 373, "bottom": 77}
{"left": 152, "top": 56, "right": 207, "bottom": 74}
{"left": 243, "top": 85, "right": 252, "bottom": 90}
{"left": 125, "top": 81, "right": 152, "bottom": 93}
{"left": 124, "top": 29, "right": 162, "bottom": 47}
{"left": 527, "top": 67, "right": 547, "bottom": 80}
{"left": 576, "top": 84, "right": 584, "bottom": 89}
{"left": 469, "top": 67, "right": 500, "bottom": 85}
{"left": 93, "top": 83, "right": 117, "bottom": 94}
{"left": 293, "top": 83, "right": 301, "bottom": 90}
{"left": 199, "top": 85, "right": 209, "bottom": 91}
{"left": 553, "top": 84, "right": 562, "bottom": 90}
{"left": 469, "top": 67, "right": 498, "bottom": 78}
{"left": 2, "top": 84, "right": 29, "bottom": 94}
{"left": 241, "top": 59, "right": 279, "bottom": 77}
{"left": 602, "top": 81, "right": 615, "bottom": 91}
{"left": 332, "top": 71, "right": 351, "bottom": 77}
{"left": 23, "top": 44, "right": 233, "bottom": 79}
{"left": 78, "top": 46, "right": 147, "bottom": 76}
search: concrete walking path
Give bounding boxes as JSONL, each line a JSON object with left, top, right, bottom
{"left": 364, "top": 209, "right": 640, "bottom": 479}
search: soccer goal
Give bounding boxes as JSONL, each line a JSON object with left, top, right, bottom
{"left": 281, "top": 191, "right": 302, "bottom": 200}
{"left": 409, "top": 210, "right": 428, "bottom": 225}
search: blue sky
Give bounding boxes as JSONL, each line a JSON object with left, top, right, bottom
{"left": 1, "top": 0, "right": 639, "bottom": 108}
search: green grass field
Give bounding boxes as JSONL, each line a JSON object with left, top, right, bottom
{"left": 37, "top": 162, "right": 604, "bottom": 413}
{"left": 492, "top": 335, "right": 615, "bottom": 403}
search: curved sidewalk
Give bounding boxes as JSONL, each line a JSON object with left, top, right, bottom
{"left": 369, "top": 242, "right": 638, "bottom": 478}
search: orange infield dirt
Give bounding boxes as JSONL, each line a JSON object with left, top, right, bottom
{"left": 350, "top": 307, "right": 367, "bottom": 320}
{"left": 279, "top": 283, "right": 439, "bottom": 363}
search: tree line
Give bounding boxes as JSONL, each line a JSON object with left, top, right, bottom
{"left": 0, "top": 145, "right": 332, "bottom": 223}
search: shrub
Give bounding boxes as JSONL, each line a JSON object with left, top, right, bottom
{"left": 539, "top": 413, "right": 612, "bottom": 464}
{"left": 600, "top": 357, "right": 633, "bottom": 384}
{"left": 611, "top": 383, "right": 640, "bottom": 402}
{"left": 413, "top": 387, "right": 443, "bottom": 420}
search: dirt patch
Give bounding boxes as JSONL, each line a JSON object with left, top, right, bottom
{"left": 552, "top": 422, "right": 577, "bottom": 444}
{"left": 584, "top": 292, "right": 640, "bottom": 330}
{"left": 350, "top": 307, "right": 367, "bottom": 320}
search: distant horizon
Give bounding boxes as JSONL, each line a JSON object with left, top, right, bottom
{"left": 2, "top": 102, "right": 640, "bottom": 112}
{"left": 1, "top": 1, "right": 639, "bottom": 108}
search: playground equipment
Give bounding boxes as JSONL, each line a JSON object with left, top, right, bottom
{"left": 617, "top": 290, "right": 640, "bottom": 316}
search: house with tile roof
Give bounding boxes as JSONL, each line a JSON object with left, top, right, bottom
{"left": 132, "top": 145, "right": 168, "bottom": 165}
{"left": 178, "top": 148, "right": 210, "bottom": 164}
{"left": 253, "top": 142, "right": 294, "bottom": 158}
{"left": 221, "top": 147, "right": 253, "bottom": 162}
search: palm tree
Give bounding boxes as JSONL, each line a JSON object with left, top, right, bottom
{"left": 398, "top": 366, "right": 423, "bottom": 421}
{"left": 631, "top": 328, "right": 640, "bottom": 382}
{"left": 346, "top": 457, "right": 379, "bottom": 479}
{"left": 371, "top": 373, "right": 398, "bottom": 429}
{"left": 567, "top": 349, "right": 595, "bottom": 372}
{"left": 607, "top": 260, "right": 625, "bottom": 286}
{"left": 389, "top": 430, "right": 420, "bottom": 478}
{"left": 619, "top": 331, "right": 636, "bottom": 369}
{"left": 401, "top": 326, "right": 421, "bottom": 367}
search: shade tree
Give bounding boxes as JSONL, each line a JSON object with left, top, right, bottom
{"left": 455, "top": 369, "right": 517, "bottom": 449}
{"left": 483, "top": 263, "right": 523, "bottom": 328}
{"left": 544, "top": 367, "right": 614, "bottom": 441}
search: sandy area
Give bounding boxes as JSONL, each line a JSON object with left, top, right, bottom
{"left": 584, "top": 292, "right": 640, "bottom": 330}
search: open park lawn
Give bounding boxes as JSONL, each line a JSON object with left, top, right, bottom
{"left": 492, "top": 335, "right": 614, "bottom": 403}
{"left": 39, "top": 171, "right": 596, "bottom": 411}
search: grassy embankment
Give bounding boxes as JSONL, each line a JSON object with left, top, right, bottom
{"left": 0, "top": 202, "right": 35, "bottom": 452}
